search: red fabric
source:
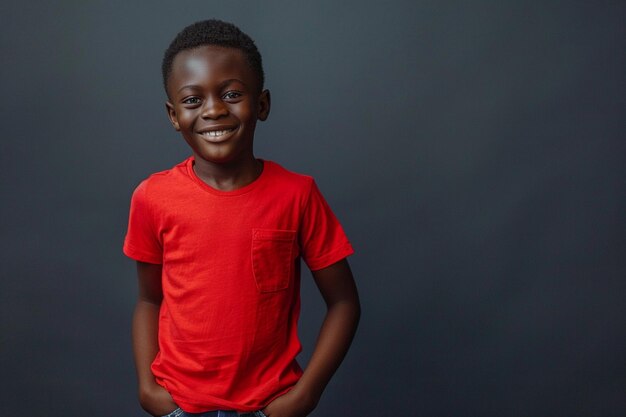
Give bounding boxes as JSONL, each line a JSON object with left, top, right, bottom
{"left": 123, "top": 157, "right": 353, "bottom": 412}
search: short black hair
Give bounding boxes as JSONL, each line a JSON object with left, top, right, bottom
{"left": 162, "top": 19, "right": 264, "bottom": 94}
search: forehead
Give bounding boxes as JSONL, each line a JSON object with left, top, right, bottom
{"left": 168, "top": 45, "right": 256, "bottom": 93}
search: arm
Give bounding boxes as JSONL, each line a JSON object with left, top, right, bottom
{"left": 263, "top": 259, "right": 361, "bottom": 417}
{"left": 132, "top": 261, "right": 178, "bottom": 416}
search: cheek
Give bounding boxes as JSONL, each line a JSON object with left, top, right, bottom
{"left": 177, "top": 111, "right": 198, "bottom": 128}
{"left": 234, "top": 106, "right": 257, "bottom": 124}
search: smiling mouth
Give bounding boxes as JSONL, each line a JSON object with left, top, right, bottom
{"left": 197, "top": 127, "right": 237, "bottom": 142}
{"left": 199, "top": 128, "right": 235, "bottom": 138}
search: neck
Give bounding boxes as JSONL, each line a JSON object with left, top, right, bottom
{"left": 192, "top": 154, "right": 263, "bottom": 191}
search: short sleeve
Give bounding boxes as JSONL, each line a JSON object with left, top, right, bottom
{"left": 123, "top": 181, "right": 163, "bottom": 264}
{"left": 299, "top": 180, "right": 354, "bottom": 271}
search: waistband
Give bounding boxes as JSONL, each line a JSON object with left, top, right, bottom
{"left": 168, "top": 409, "right": 266, "bottom": 417}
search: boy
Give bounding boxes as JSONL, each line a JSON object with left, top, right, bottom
{"left": 124, "top": 19, "right": 360, "bottom": 417}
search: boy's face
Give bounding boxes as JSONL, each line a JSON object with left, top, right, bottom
{"left": 165, "top": 45, "right": 270, "bottom": 165}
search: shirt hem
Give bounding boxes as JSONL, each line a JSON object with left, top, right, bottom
{"left": 305, "top": 243, "right": 354, "bottom": 271}
{"left": 123, "top": 243, "right": 162, "bottom": 264}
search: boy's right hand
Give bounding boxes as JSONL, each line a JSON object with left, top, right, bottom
{"left": 139, "top": 382, "right": 178, "bottom": 417}
{"left": 134, "top": 262, "right": 176, "bottom": 416}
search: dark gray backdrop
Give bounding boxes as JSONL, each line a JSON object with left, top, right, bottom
{"left": 1, "top": 1, "right": 624, "bottom": 416}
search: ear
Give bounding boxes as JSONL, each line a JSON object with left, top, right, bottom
{"left": 165, "top": 101, "right": 180, "bottom": 131}
{"left": 257, "top": 89, "right": 271, "bottom": 121}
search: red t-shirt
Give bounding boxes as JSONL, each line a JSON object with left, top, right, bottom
{"left": 123, "top": 157, "right": 353, "bottom": 412}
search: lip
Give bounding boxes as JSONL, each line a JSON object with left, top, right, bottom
{"left": 196, "top": 125, "right": 238, "bottom": 143}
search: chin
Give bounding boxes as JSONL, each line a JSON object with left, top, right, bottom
{"left": 196, "top": 152, "right": 241, "bottom": 165}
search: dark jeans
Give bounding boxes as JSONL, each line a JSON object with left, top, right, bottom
{"left": 162, "top": 409, "right": 266, "bottom": 417}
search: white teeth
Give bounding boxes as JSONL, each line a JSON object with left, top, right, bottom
{"left": 201, "top": 129, "right": 233, "bottom": 137}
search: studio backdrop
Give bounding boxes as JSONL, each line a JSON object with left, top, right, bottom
{"left": 1, "top": 1, "right": 624, "bottom": 416}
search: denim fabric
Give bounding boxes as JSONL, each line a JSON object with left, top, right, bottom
{"left": 162, "top": 409, "right": 266, "bottom": 417}
{"left": 161, "top": 409, "right": 184, "bottom": 417}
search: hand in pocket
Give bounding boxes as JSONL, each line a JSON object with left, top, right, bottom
{"left": 140, "top": 382, "right": 179, "bottom": 417}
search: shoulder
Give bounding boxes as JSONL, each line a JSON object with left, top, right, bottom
{"left": 132, "top": 158, "right": 191, "bottom": 200}
{"left": 263, "top": 160, "right": 315, "bottom": 192}
{"left": 257, "top": 161, "right": 320, "bottom": 210}
{"left": 136, "top": 159, "right": 189, "bottom": 192}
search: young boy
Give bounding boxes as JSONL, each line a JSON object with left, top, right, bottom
{"left": 123, "top": 20, "right": 360, "bottom": 417}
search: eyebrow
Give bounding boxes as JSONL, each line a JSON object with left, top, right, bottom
{"left": 176, "top": 79, "right": 245, "bottom": 94}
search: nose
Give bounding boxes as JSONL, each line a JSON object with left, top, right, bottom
{"left": 201, "top": 95, "right": 228, "bottom": 119}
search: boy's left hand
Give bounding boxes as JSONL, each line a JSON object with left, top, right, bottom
{"left": 263, "top": 259, "right": 360, "bottom": 417}
{"left": 261, "top": 386, "right": 317, "bottom": 417}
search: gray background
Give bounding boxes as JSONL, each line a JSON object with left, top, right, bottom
{"left": 1, "top": 1, "right": 624, "bottom": 416}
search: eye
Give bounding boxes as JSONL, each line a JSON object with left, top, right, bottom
{"left": 182, "top": 97, "right": 201, "bottom": 105}
{"left": 222, "top": 91, "right": 242, "bottom": 100}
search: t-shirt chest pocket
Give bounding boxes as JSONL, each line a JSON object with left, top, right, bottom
{"left": 251, "top": 229, "right": 297, "bottom": 292}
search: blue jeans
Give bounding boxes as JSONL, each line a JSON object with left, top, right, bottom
{"left": 162, "top": 409, "right": 266, "bottom": 417}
